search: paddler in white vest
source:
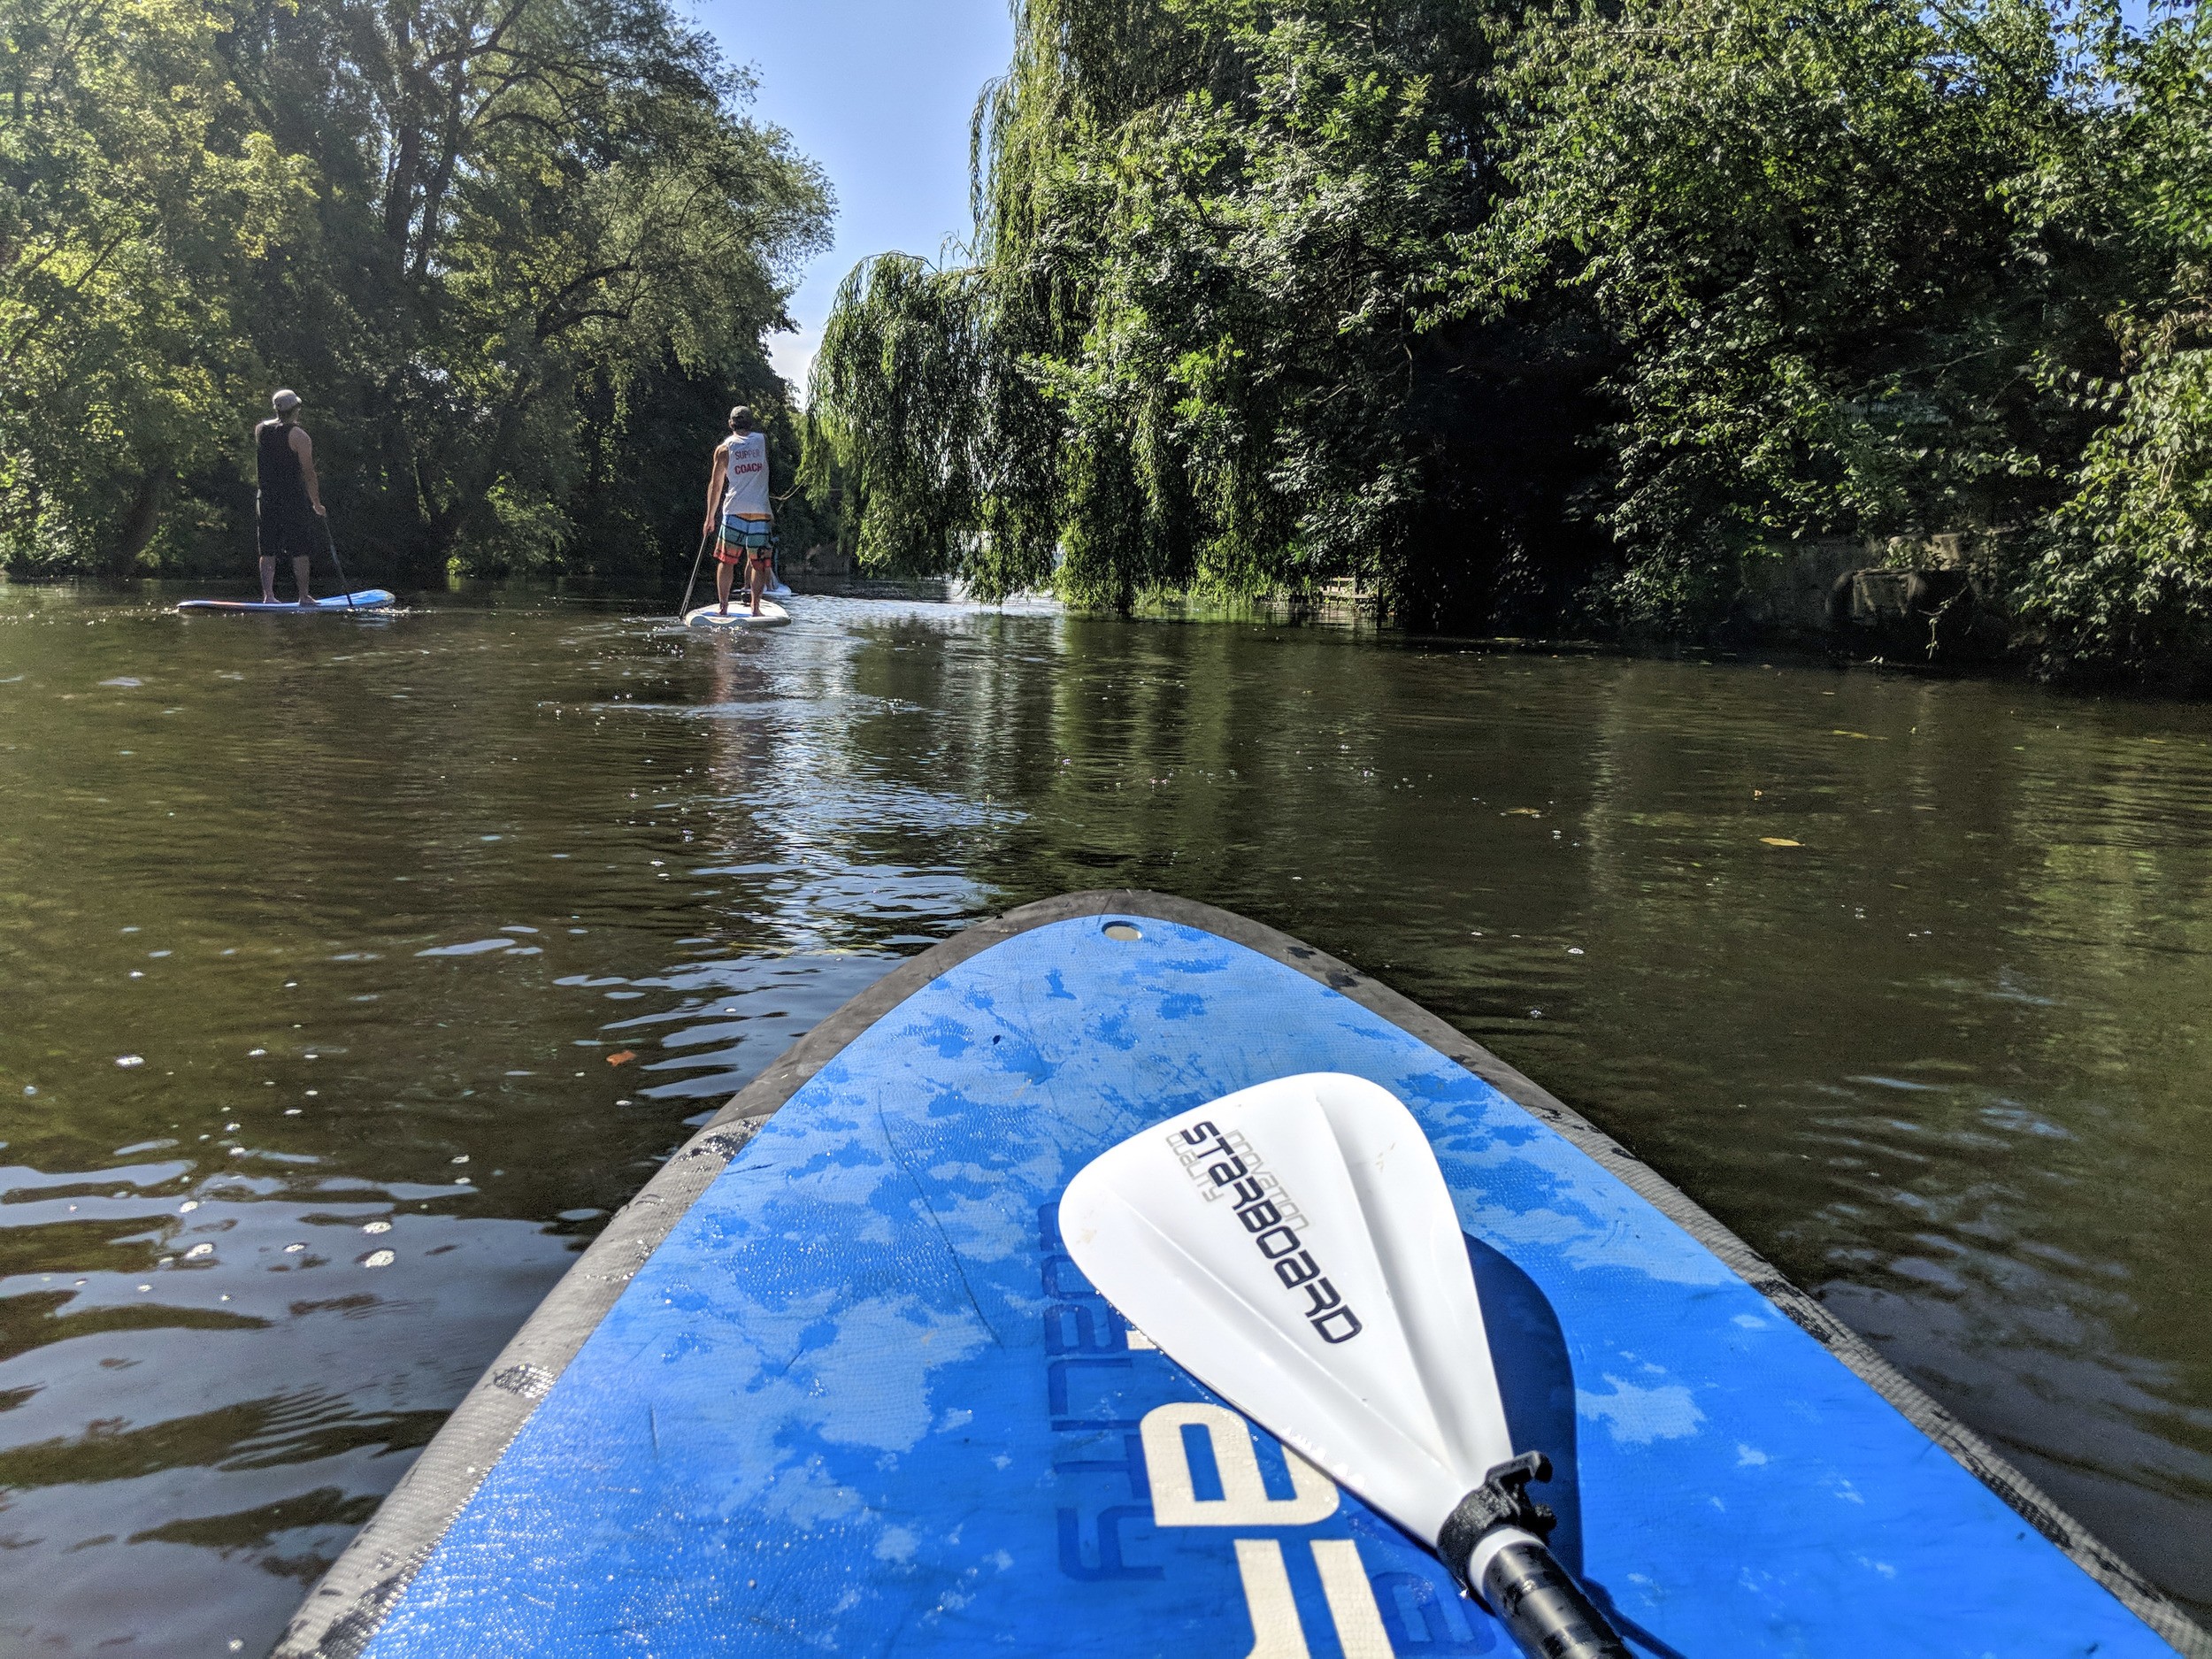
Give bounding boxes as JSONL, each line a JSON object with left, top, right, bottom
{"left": 701, "top": 405, "right": 776, "bottom": 616}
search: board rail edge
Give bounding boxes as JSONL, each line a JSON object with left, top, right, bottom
{"left": 277, "top": 889, "right": 2211, "bottom": 1659}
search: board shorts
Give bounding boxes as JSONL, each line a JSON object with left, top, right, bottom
{"left": 714, "top": 516, "right": 775, "bottom": 565}
{"left": 257, "top": 499, "right": 319, "bottom": 561}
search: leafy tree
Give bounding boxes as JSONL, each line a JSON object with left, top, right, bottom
{"left": 0, "top": 0, "right": 311, "bottom": 572}
{"left": 1463, "top": 0, "right": 2093, "bottom": 629}
{"left": 2011, "top": 0, "right": 2212, "bottom": 681}
{"left": 1, "top": 0, "right": 829, "bottom": 583}
{"left": 236, "top": 0, "right": 831, "bottom": 581}
{"left": 810, "top": 0, "right": 2212, "bottom": 682}
{"left": 810, "top": 0, "right": 1594, "bottom": 619}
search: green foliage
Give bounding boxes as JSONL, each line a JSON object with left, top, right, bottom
{"left": 2009, "top": 1, "right": 2212, "bottom": 680}
{"left": 565, "top": 347, "right": 822, "bottom": 589}
{"left": 1466, "top": 0, "right": 2090, "bottom": 629}
{"left": 812, "top": 0, "right": 1561, "bottom": 617}
{"left": 1, "top": 0, "right": 829, "bottom": 581}
{"left": 804, "top": 254, "right": 1002, "bottom": 578}
{"left": 813, "top": 0, "right": 2212, "bottom": 679}
{"left": 0, "top": 0, "right": 311, "bottom": 572}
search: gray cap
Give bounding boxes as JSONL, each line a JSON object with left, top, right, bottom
{"left": 272, "top": 388, "right": 302, "bottom": 412}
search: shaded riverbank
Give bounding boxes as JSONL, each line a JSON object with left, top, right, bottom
{"left": 0, "top": 584, "right": 2207, "bottom": 1650}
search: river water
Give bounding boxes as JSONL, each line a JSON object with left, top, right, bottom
{"left": 0, "top": 583, "right": 2206, "bottom": 1653}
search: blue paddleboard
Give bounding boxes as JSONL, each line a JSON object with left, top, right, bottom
{"left": 281, "top": 894, "right": 2208, "bottom": 1658}
{"left": 177, "top": 589, "right": 396, "bottom": 612}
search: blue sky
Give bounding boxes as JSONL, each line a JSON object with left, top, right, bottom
{"left": 691, "top": 0, "right": 1016, "bottom": 390}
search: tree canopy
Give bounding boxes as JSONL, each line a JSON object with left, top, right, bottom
{"left": 810, "top": 0, "right": 2212, "bottom": 681}
{"left": 1, "top": 0, "right": 830, "bottom": 583}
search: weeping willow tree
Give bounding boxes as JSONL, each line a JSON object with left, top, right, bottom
{"left": 806, "top": 0, "right": 1557, "bottom": 614}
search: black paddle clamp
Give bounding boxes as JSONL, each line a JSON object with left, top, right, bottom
{"left": 1439, "top": 1454, "right": 1632, "bottom": 1659}
{"left": 1436, "top": 1451, "right": 1558, "bottom": 1594}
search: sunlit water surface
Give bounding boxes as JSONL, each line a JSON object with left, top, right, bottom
{"left": 0, "top": 583, "right": 2207, "bottom": 1652}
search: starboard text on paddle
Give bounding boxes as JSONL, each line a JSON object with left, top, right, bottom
{"left": 1170, "top": 1121, "right": 1363, "bottom": 1344}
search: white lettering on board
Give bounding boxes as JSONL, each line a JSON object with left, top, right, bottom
{"left": 1140, "top": 1403, "right": 1340, "bottom": 1526}
{"left": 1232, "top": 1540, "right": 1310, "bottom": 1659}
{"left": 1311, "top": 1539, "right": 1395, "bottom": 1658}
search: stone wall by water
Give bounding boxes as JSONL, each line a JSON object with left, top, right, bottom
{"left": 1736, "top": 532, "right": 2009, "bottom": 661}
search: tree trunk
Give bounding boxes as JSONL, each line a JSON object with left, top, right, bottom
{"left": 108, "top": 470, "right": 165, "bottom": 574}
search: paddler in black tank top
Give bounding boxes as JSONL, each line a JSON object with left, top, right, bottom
{"left": 255, "top": 388, "right": 326, "bottom": 606}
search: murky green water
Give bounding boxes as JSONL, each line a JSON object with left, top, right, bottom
{"left": 0, "top": 583, "right": 2207, "bottom": 1652}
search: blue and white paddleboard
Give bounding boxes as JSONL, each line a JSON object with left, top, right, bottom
{"left": 685, "top": 600, "right": 789, "bottom": 629}
{"left": 177, "top": 590, "right": 396, "bottom": 612}
{"left": 280, "top": 894, "right": 2208, "bottom": 1659}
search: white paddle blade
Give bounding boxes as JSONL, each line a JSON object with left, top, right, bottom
{"left": 1060, "top": 1072, "right": 1517, "bottom": 1544}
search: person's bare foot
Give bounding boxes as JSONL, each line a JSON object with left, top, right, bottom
{"left": 298, "top": 595, "right": 317, "bottom": 608}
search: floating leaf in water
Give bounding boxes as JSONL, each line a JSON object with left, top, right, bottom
{"left": 1502, "top": 807, "right": 1543, "bottom": 817}
{"left": 361, "top": 1249, "right": 396, "bottom": 1268}
{"left": 100, "top": 677, "right": 142, "bottom": 688}
{"left": 1832, "top": 730, "right": 1882, "bottom": 741}
{"left": 1761, "top": 837, "right": 1802, "bottom": 848}
{"left": 607, "top": 1050, "right": 636, "bottom": 1066}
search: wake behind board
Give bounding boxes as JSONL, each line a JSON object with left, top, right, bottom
{"left": 177, "top": 589, "right": 395, "bottom": 613}
{"left": 281, "top": 894, "right": 2208, "bottom": 1659}
{"left": 685, "top": 600, "right": 788, "bottom": 629}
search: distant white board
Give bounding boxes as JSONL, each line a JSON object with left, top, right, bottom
{"left": 684, "top": 601, "right": 789, "bottom": 629}
{"left": 178, "top": 590, "right": 396, "bottom": 613}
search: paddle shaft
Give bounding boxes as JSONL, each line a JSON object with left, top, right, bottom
{"left": 677, "top": 522, "right": 713, "bottom": 619}
{"left": 320, "top": 517, "right": 357, "bottom": 610}
{"left": 1476, "top": 1540, "right": 1633, "bottom": 1659}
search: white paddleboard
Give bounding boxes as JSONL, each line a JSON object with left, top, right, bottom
{"left": 685, "top": 601, "right": 788, "bottom": 629}
{"left": 178, "top": 589, "right": 396, "bottom": 613}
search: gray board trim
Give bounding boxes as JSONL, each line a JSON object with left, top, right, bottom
{"left": 279, "top": 890, "right": 2210, "bottom": 1659}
